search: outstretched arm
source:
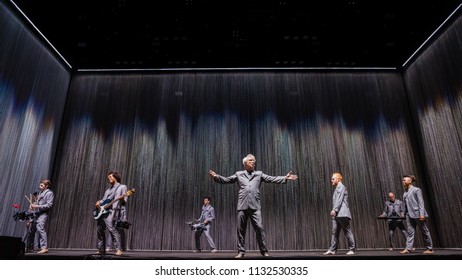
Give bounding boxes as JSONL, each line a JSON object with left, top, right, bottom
{"left": 261, "top": 171, "right": 298, "bottom": 184}
{"left": 209, "top": 170, "right": 237, "bottom": 184}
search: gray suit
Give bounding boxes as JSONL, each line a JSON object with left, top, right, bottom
{"left": 381, "top": 199, "right": 407, "bottom": 248}
{"left": 31, "top": 189, "right": 54, "bottom": 249}
{"left": 213, "top": 170, "right": 287, "bottom": 254}
{"left": 97, "top": 183, "right": 125, "bottom": 252}
{"left": 328, "top": 182, "right": 356, "bottom": 252}
{"left": 402, "top": 185, "right": 433, "bottom": 250}
{"left": 195, "top": 204, "right": 216, "bottom": 250}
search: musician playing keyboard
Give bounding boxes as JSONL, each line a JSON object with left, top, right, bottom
{"left": 378, "top": 192, "right": 408, "bottom": 251}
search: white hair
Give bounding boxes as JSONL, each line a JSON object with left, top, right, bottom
{"left": 242, "top": 154, "right": 256, "bottom": 165}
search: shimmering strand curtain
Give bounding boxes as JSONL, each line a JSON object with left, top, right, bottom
{"left": 48, "top": 72, "right": 428, "bottom": 251}
{"left": 0, "top": 2, "right": 70, "bottom": 237}
{"left": 403, "top": 14, "right": 462, "bottom": 248}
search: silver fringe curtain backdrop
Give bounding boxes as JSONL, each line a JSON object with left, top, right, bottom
{"left": 48, "top": 72, "right": 427, "bottom": 250}
{"left": 404, "top": 14, "right": 462, "bottom": 248}
{"left": 0, "top": 2, "right": 70, "bottom": 237}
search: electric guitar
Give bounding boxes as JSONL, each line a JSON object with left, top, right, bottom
{"left": 93, "top": 188, "right": 135, "bottom": 220}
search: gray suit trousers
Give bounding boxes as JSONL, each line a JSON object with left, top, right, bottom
{"left": 388, "top": 221, "right": 407, "bottom": 248}
{"left": 33, "top": 213, "right": 48, "bottom": 249}
{"left": 97, "top": 211, "right": 122, "bottom": 251}
{"left": 195, "top": 223, "right": 216, "bottom": 250}
{"left": 405, "top": 216, "right": 433, "bottom": 250}
{"left": 329, "top": 217, "right": 356, "bottom": 252}
{"left": 237, "top": 209, "right": 267, "bottom": 254}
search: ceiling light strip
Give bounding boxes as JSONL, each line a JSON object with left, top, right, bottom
{"left": 77, "top": 67, "right": 397, "bottom": 72}
{"left": 10, "top": 0, "right": 72, "bottom": 69}
{"left": 402, "top": 3, "right": 462, "bottom": 67}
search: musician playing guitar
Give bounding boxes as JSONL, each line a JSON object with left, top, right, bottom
{"left": 95, "top": 171, "right": 130, "bottom": 256}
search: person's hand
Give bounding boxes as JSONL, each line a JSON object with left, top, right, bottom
{"left": 209, "top": 170, "right": 217, "bottom": 178}
{"left": 330, "top": 210, "right": 337, "bottom": 217}
{"left": 379, "top": 214, "right": 385, "bottom": 218}
{"left": 419, "top": 215, "right": 425, "bottom": 221}
{"left": 95, "top": 201, "right": 101, "bottom": 208}
{"left": 286, "top": 171, "right": 298, "bottom": 180}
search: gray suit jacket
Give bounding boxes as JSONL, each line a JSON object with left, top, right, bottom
{"left": 198, "top": 205, "right": 215, "bottom": 223}
{"left": 213, "top": 170, "right": 287, "bottom": 211}
{"left": 332, "top": 182, "right": 352, "bottom": 219}
{"left": 99, "top": 183, "right": 127, "bottom": 210}
{"left": 36, "top": 189, "right": 54, "bottom": 214}
{"left": 403, "top": 185, "right": 428, "bottom": 219}
{"left": 381, "top": 199, "right": 405, "bottom": 219}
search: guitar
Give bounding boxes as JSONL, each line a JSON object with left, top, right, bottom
{"left": 93, "top": 188, "right": 135, "bottom": 220}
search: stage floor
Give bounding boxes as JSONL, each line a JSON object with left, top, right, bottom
{"left": 21, "top": 248, "right": 462, "bottom": 260}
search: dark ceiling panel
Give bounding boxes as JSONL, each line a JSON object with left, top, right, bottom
{"left": 7, "top": 0, "right": 462, "bottom": 69}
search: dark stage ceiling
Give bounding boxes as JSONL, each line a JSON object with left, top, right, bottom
{"left": 7, "top": 0, "right": 462, "bottom": 70}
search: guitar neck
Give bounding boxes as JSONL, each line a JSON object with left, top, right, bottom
{"left": 104, "top": 195, "right": 124, "bottom": 208}
{"left": 103, "top": 189, "right": 134, "bottom": 209}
